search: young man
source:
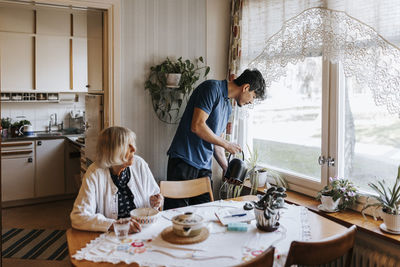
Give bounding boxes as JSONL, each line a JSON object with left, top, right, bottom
{"left": 164, "top": 69, "right": 266, "bottom": 209}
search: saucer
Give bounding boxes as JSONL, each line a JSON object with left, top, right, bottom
{"left": 317, "top": 204, "right": 339, "bottom": 213}
{"left": 379, "top": 223, "right": 400, "bottom": 235}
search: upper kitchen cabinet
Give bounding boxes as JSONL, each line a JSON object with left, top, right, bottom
{"left": 0, "top": 5, "right": 34, "bottom": 33}
{"left": 72, "top": 38, "right": 88, "bottom": 92}
{"left": 36, "top": 8, "right": 70, "bottom": 36}
{"left": 0, "top": 5, "right": 34, "bottom": 92}
{"left": 73, "top": 10, "right": 88, "bottom": 37}
{"left": 0, "top": 33, "right": 34, "bottom": 91}
{"left": 36, "top": 35, "right": 70, "bottom": 92}
{"left": 87, "top": 10, "right": 103, "bottom": 92}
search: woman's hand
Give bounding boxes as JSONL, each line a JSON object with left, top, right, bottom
{"left": 128, "top": 218, "right": 142, "bottom": 234}
{"left": 150, "top": 193, "right": 163, "bottom": 209}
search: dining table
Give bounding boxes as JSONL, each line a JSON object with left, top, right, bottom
{"left": 67, "top": 195, "right": 347, "bottom": 267}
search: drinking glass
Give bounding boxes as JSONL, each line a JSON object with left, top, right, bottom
{"left": 113, "top": 218, "right": 130, "bottom": 241}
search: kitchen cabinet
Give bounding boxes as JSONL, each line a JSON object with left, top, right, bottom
{"left": 73, "top": 11, "right": 88, "bottom": 37}
{"left": 73, "top": 38, "right": 88, "bottom": 92}
{"left": 87, "top": 10, "right": 103, "bottom": 92}
{"left": 1, "top": 141, "right": 35, "bottom": 201}
{"left": 65, "top": 140, "right": 81, "bottom": 194}
{"left": 36, "top": 35, "right": 70, "bottom": 92}
{"left": 0, "top": 33, "right": 34, "bottom": 91}
{"left": 36, "top": 8, "right": 70, "bottom": 36}
{"left": 35, "top": 139, "right": 65, "bottom": 197}
{"left": 0, "top": 5, "right": 34, "bottom": 33}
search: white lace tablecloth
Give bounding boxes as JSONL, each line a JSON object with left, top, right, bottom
{"left": 72, "top": 201, "right": 311, "bottom": 267}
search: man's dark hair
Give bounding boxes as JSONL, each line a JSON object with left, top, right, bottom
{"left": 233, "top": 69, "right": 266, "bottom": 100}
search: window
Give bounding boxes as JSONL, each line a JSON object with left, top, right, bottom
{"left": 249, "top": 57, "right": 324, "bottom": 182}
{"left": 240, "top": 1, "right": 400, "bottom": 195}
{"left": 337, "top": 68, "right": 400, "bottom": 192}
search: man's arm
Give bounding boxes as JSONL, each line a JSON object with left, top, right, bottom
{"left": 191, "top": 107, "right": 241, "bottom": 154}
{"left": 214, "top": 143, "right": 228, "bottom": 174}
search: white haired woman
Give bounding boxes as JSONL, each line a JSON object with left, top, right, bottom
{"left": 70, "top": 126, "right": 163, "bottom": 233}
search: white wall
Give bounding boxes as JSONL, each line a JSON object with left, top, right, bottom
{"left": 121, "top": 0, "right": 231, "bottom": 183}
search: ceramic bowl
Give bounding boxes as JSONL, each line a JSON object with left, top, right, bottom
{"left": 130, "top": 207, "right": 159, "bottom": 227}
{"left": 171, "top": 212, "right": 204, "bottom": 237}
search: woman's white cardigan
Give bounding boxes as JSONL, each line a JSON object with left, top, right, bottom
{"left": 70, "top": 155, "right": 160, "bottom": 232}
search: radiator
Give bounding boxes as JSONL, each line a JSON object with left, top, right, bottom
{"left": 308, "top": 245, "right": 400, "bottom": 267}
{"left": 352, "top": 245, "right": 400, "bottom": 267}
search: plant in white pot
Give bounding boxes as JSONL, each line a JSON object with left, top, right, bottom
{"left": 316, "top": 177, "right": 358, "bottom": 212}
{"left": 145, "top": 57, "right": 210, "bottom": 124}
{"left": 246, "top": 145, "right": 287, "bottom": 195}
{"left": 362, "top": 173, "right": 400, "bottom": 233}
{"left": 253, "top": 186, "right": 287, "bottom": 231}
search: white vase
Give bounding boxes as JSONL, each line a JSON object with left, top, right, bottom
{"left": 381, "top": 211, "right": 400, "bottom": 232}
{"left": 166, "top": 73, "right": 181, "bottom": 87}
{"left": 320, "top": 195, "right": 340, "bottom": 211}
{"left": 256, "top": 170, "right": 268, "bottom": 187}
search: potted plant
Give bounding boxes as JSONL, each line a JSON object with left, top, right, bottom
{"left": 253, "top": 186, "right": 287, "bottom": 231}
{"left": 362, "top": 168, "right": 400, "bottom": 232}
{"left": 316, "top": 177, "right": 358, "bottom": 211}
{"left": 145, "top": 56, "right": 210, "bottom": 124}
{"left": 1, "top": 117, "right": 11, "bottom": 138}
{"left": 246, "top": 145, "right": 287, "bottom": 195}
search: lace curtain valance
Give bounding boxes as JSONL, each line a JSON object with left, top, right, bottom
{"left": 248, "top": 7, "right": 400, "bottom": 117}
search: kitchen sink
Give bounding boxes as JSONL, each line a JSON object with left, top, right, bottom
{"left": 35, "top": 131, "right": 63, "bottom": 137}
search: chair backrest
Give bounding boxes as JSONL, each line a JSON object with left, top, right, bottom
{"left": 284, "top": 225, "right": 357, "bottom": 267}
{"left": 160, "top": 177, "right": 214, "bottom": 201}
{"left": 235, "top": 246, "right": 275, "bottom": 267}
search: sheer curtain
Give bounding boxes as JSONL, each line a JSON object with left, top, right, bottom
{"left": 241, "top": 0, "right": 400, "bottom": 116}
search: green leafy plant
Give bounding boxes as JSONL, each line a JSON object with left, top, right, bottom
{"left": 253, "top": 186, "right": 287, "bottom": 220}
{"left": 144, "top": 57, "right": 210, "bottom": 124}
{"left": 1, "top": 117, "right": 11, "bottom": 129}
{"left": 362, "top": 169, "right": 400, "bottom": 216}
{"left": 316, "top": 176, "right": 358, "bottom": 211}
{"left": 246, "top": 145, "right": 287, "bottom": 195}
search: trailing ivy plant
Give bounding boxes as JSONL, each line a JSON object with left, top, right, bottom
{"left": 144, "top": 57, "right": 210, "bottom": 124}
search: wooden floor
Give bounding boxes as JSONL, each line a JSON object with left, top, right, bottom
{"left": 2, "top": 199, "right": 75, "bottom": 267}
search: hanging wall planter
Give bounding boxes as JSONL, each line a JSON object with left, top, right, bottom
{"left": 145, "top": 57, "right": 210, "bottom": 124}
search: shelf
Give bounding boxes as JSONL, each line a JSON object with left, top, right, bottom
{"left": 1, "top": 92, "right": 59, "bottom": 103}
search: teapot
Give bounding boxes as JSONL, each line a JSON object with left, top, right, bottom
{"left": 224, "top": 151, "right": 248, "bottom": 184}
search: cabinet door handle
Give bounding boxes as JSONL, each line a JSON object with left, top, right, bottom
{"left": 1, "top": 150, "right": 33, "bottom": 156}
{"left": 28, "top": 157, "right": 33, "bottom": 163}
{"left": 37, "top": 141, "right": 42, "bottom": 146}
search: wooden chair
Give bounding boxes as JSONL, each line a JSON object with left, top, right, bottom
{"left": 284, "top": 225, "right": 357, "bottom": 267}
{"left": 160, "top": 177, "right": 214, "bottom": 202}
{"left": 235, "top": 246, "right": 275, "bottom": 267}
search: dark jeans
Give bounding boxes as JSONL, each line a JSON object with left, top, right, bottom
{"left": 164, "top": 157, "right": 212, "bottom": 210}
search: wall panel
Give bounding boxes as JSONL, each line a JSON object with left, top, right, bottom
{"left": 121, "top": 0, "right": 230, "bottom": 182}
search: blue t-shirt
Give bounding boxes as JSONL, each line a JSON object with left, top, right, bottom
{"left": 167, "top": 80, "right": 232, "bottom": 170}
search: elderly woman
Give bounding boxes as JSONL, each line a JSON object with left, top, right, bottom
{"left": 71, "top": 126, "right": 163, "bottom": 233}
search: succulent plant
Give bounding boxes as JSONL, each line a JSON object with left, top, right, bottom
{"left": 253, "top": 186, "right": 287, "bottom": 220}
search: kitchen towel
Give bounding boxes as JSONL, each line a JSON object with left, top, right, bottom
{"left": 2, "top": 228, "right": 68, "bottom": 261}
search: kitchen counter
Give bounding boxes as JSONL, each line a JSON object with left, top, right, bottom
{"left": 1, "top": 132, "right": 85, "bottom": 147}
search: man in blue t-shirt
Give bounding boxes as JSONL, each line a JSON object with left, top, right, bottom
{"left": 165, "top": 69, "right": 266, "bottom": 209}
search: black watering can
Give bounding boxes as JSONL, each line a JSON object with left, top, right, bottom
{"left": 224, "top": 151, "right": 248, "bottom": 184}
